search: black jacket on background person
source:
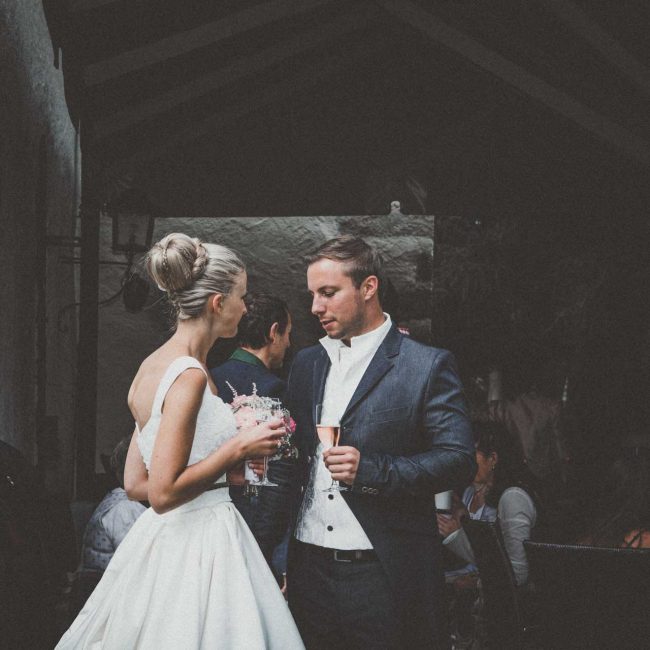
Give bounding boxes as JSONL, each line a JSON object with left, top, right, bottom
{"left": 212, "top": 348, "right": 285, "bottom": 404}
{"left": 211, "top": 348, "right": 292, "bottom": 573}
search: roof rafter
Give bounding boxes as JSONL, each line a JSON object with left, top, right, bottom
{"left": 83, "top": 0, "right": 338, "bottom": 86}
{"left": 376, "top": 0, "right": 650, "bottom": 166}
{"left": 541, "top": 0, "right": 650, "bottom": 100}
{"left": 105, "top": 54, "right": 347, "bottom": 177}
{"left": 93, "top": 9, "right": 368, "bottom": 140}
{"left": 69, "top": 0, "right": 123, "bottom": 12}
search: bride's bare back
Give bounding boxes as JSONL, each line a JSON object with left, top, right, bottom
{"left": 128, "top": 345, "right": 218, "bottom": 432}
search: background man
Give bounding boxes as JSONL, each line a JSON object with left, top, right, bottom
{"left": 281, "top": 235, "right": 476, "bottom": 649}
{"left": 211, "top": 292, "right": 292, "bottom": 580}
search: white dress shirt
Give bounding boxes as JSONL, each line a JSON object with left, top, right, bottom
{"left": 295, "top": 314, "right": 392, "bottom": 549}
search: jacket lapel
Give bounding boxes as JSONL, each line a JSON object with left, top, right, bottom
{"left": 311, "top": 346, "right": 330, "bottom": 422}
{"left": 341, "top": 325, "right": 402, "bottom": 421}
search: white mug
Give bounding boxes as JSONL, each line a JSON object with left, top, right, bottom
{"left": 435, "top": 490, "right": 453, "bottom": 514}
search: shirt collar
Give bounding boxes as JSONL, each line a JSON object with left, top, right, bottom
{"left": 229, "top": 347, "right": 266, "bottom": 368}
{"left": 319, "top": 313, "right": 392, "bottom": 360}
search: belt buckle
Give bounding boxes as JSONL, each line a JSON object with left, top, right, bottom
{"left": 333, "top": 549, "right": 353, "bottom": 563}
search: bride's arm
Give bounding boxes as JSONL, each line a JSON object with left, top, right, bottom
{"left": 124, "top": 428, "right": 149, "bottom": 501}
{"left": 148, "top": 369, "right": 283, "bottom": 514}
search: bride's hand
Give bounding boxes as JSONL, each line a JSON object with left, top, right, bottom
{"left": 236, "top": 418, "right": 285, "bottom": 459}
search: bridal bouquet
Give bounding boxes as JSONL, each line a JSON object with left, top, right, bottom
{"left": 227, "top": 383, "right": 298, "bottom": 461}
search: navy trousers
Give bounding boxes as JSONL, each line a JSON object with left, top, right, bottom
{"left": 289, "top": 540, "right": 402, "bottom": 650}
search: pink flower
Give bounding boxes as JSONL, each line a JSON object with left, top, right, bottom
{"left": 231, "top": 394, "right": 249, "bottom": 408}
{"left": 233, "top": 405, "right": 257, "bottom": 429}
{"left": 227, "top": 394, "right": 298, "bottom": 460}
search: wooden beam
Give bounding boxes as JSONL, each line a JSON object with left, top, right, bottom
{"left": 69, "top": 0, "right": 122, "bottom": 11}
{"left": 93, "top": 11, "right": 367, "bottom": 139}
{"left": 376, "top": 0, "right": 650, "bottom": 165}
{"left": 74, "top": 128, "right": 101, "bottom": 498}
{"left": 541, "top": 0, "right": 650, "bottom": 99}
{"left": 84, "top": 0, "right": 337, "bottom": 85}
{"left": 105, "top": 56, "right": 345, "bottom": 178}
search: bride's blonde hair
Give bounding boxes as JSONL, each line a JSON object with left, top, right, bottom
{"left": 147, "top": 232, "right": 244, "bottom": 320}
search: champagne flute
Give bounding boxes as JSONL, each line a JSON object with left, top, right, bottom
{"left": 254, "top": 399, "right": 281, "bottom": 487}
{"left": 316, "top": 404, "right": 348, "bottom": 493}
{"left": 244, "top": 457, "right": 260, "bottom": 496}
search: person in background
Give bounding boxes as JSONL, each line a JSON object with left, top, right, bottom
{"left": 80, "top": 435, "right": 146, "bottom": 573}
{"left": 579, "top": 441, "right": 650, "bottom": 549}
{"left": 486, "top": 364, "right": 572, "bottom": 490}
{"left": 211, "top": 292, "right": 291, "bottom": 403}
{"left": 438, "top": 420, "right": 543, "bottom": 586}
{"left": 69, "top": 435, "right": 148, "bottom": 620}
{"left": 211, "top": 292, "right": 293, "bottom": 585}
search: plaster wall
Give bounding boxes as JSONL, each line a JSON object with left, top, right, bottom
{"left": 96, "top": 214, "right": 434, "bottom": 468}
{"left": 0, "top": 0, "right": 79, "bottom": 492}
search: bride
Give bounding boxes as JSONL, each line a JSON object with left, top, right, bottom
{"left": 57, "top": 233, "right": 305, "bottom": 649}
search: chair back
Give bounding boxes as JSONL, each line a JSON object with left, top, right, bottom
{"left": 524, "top": 541, "right": 650, "bottom": 649}
{"left": 462, "top": 518, "right": 523, "bottom": 649}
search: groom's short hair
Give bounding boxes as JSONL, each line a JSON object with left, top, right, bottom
{"left": 237, "top": 292, "right": 290, "bottom": 350}
{"left": 306, "top": 235, "right": 384, "bottom": 291}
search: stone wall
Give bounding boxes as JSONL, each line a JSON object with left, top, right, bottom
{"left": 0, "top": 0, "right": 79, "bottom": 492}
{"left": 96, "top": 214, "right": 434, "bottom": 468}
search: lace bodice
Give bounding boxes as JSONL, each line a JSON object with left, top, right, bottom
{"left": 136, "top": 357, "right": 237, "bottom": 476}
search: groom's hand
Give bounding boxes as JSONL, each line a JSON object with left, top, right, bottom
{"left": 227, "top": 462, "right": 246, "bottom": 486}
{"left": 248, "top": 458, "right": 264, "bottom": 477}
{"left": 323, "top": 446, "right": 360, "bottom": 484}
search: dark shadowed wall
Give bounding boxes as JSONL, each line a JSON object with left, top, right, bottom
{"left": 0, "top": 0, "right": 79, "bottom": 493}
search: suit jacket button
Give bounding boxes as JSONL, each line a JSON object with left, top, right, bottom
{"left": 361, "top": 486, "right": 368, "bottom": 493}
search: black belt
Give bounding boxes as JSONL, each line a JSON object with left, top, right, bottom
{"left": 298, "top": 540, "right": 377, "bottom": 563}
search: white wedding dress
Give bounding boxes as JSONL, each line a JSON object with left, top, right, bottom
{"left": 57, "top": 357, "right": 304, "bottom": 649}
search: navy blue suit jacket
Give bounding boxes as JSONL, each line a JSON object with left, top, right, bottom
{"left": 284, "top": 325, "right": 476, "bottom": 648}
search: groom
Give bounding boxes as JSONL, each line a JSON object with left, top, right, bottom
{"left": 280, "top": 235, "right": 476, "bottom": 649}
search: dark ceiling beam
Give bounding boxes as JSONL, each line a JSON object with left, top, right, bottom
{"left": 540, "top": 0, "right": 650, "bottom": 100}
{"left": 104, "top": 55, "right": 346, "bottom": 180}
{"left": 376, "top": 0, "right": 650, "bottom": 166}
{"left": 69, "top": 0, "right": 122, "bottom": 11}
{"left": 83, "top": 0, "right": 338, "bottom": 85}
{"left": 93, "top": 10, "right": 368, "bottom": 140}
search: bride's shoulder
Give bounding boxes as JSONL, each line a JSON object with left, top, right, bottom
{"left": 127, "top": 356, "right": 155, "bottom": 417}
{"left": 127, "top": 353, "right": 171, "bottom": 409}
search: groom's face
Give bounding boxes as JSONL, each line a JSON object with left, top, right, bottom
{"left": 307, "top": 258, "right": 366, "bottom": 343}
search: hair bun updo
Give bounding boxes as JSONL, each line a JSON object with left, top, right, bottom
{"left": 147, "top": 233, "right": 208, "bottom": 294}
{"left": 145, "top": 232, "right": 245, "bottom": 321}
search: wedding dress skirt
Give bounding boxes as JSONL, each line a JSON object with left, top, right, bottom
{"left": 57, "top": 490, "right": 304, "bottom": 649}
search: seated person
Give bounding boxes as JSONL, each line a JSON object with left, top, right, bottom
{"left": 80, "top": 435, "right": 146, "bottom": 573}
{"left": 437, "top": 420, "right": 543, "bottom": 586}
{"left": 578, "top": 446, "right": 650, "bottom": 549}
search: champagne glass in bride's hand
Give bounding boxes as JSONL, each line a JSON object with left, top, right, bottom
{"left": 316, "top": 405, "right": 348, "bottom": 493}
{"left": 253, "top": 398, "right": 282, "bottom": 487}
{"left": 244, "top": 458, "right": 261, "bottom": 495}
